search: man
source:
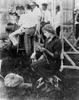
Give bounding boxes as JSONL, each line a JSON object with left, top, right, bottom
{"left": 54, "top": 5, "right": 62, "bottom": 37}
{"left": 41, "top": 3, "right": 51, "bottom": 27}
{"left": 30, "top": 2, "right": 41, "bottom": 22}
{"left": 30, "top": 2, "right": 41, "bottom": 38}
{"left": 75, "top": 11, "right": 79, "bottom": 39}
{"left": 9, "top": 4, "right": 37, "bottom": 56}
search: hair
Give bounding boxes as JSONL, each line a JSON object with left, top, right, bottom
{"left": 25, "top": 4, "right": 32, "bottom": 10}
{"left": 42, "top": 24, "right": 55, "bottom": 34}
{"left": 16, "top": 5, "right": 24, "bottom": 10}
{"left": 20, "top": 6, "right": 25, "bottom": 10}
{"left": 9, "top": 12, "right": 19, "bottom": 17}
{"left": 56, "top": 5, "right": 60, "bottom": 10}
{"left": 42, "top": 3, "right": 48, "bottom": 7}
{"left": 16, "top": 6, "right": 20, "bottom": 10}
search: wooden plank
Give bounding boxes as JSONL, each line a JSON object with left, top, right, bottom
{"left": 63, "top": 51, "right": 76, "bottom": 66}
{"left": 64, "top": 36, "right": 78, "bottom": 52}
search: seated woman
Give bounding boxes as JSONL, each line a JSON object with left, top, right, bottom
{"left": 31, "top": 24, "right": 62, "bottom": 78}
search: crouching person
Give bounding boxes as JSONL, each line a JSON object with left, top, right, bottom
{"left": 31, "top": 24, "right": 62, "bottom": 83}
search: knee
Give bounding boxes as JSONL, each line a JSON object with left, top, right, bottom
{"left": 9, "top": 34, "right": 13, "bottom": 39}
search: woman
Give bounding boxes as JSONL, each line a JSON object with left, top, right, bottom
{"left": 31, "top": 24, "right": 62, "bottom": 77}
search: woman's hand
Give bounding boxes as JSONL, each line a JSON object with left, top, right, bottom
{"left": 37, "top": 46, "right": 46, "bottom": 52}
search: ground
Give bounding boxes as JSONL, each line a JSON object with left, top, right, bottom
{"left": 0, "top": 45, "right": 79, "bottom": 100}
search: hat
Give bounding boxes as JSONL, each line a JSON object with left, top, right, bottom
{"left": 42, "top": 3, "right": 48, "bottom": 7}
{"left": 42, "top": 24, "right": 55, "bottom": 34}
{"left": 56, "top": 5, "right": 60, "bottom": 10}
{"left": 30, "top": 2, "right": 36, "bottom": 6}
{"left": 4, "top": 73, "right": 24, "bottom": 87}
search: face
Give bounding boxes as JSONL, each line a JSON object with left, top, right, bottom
{"left": 16, "top": 9, "right": 20, "bottom": 15}
{"left": 31, "top": 5, "right": 35, "bottom": 10}
{"left": 42, "top": 5, "right": 47, "bottom": 11}
{"left": 43, "top": 30, "right": 50, "bottom": 38}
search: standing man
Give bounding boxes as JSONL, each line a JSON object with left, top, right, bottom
{"left": 54, "top": 5, "right": 62, "bottom": 37}
{"left": 30, "top": 2, "right": 42, "bottom": 36}
{"left": 75, "top": 11, "right": 79, "bottom": 39}
{"left": 41, "top": 3, "right": 51, "bottom": 27}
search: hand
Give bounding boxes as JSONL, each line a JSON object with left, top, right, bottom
{"left": 41, "top": 47, "right": 46, "bottom": 52}
{"left": 38, "top": 46, "right": 46, "bottom": 52}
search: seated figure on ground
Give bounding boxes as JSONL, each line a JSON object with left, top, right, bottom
{"left": 31, "top": 24, "right": 62, "bottom": 80}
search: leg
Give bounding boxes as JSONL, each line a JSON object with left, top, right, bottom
{"left": 9, "top": 27, "right": 23, "bottom": 46}
{"left": 76, "top": 24, "right": 79, "bottom": 39}
{"left": 56, "top": 26, "right": 60, "bottom": 37}
{"left": 24, "top": 28, "right": 35, "bottom": 57}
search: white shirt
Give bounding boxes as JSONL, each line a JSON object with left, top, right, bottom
{"left": 54, "top": 11, "right": 62, "bottom": 29}
{"left": 41, "top": 9, "right": 51, "bottom": 23}
{"left": 18, "top": 11, "right": 37, "bottom": 28}
{"left": 32, "top": 6, "right": 41, "bottom": 23}
{"left": 75, "top": 13, "right": 79, "bottom": 24}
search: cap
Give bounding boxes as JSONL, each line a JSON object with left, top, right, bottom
{"left": 42, "top": 24, "right": 55, "bottom": 34}
{"left": 42, "top": 3, "right": 48, "bottom": 7}
{"left": 56, "top": 5, "right": 60, "bottom": 10}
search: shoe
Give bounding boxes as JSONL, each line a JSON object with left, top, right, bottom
{"left": 53, "top": 76, "right": 61, "bottom": 90}
{"left": 48, "top": 77, "right": 53, "bottom": 84}
{"left": 0, "top": 74, "right": 4, "bottom": 81}
{"left": 36, "top": 77, "right": 44, "bottom": 88}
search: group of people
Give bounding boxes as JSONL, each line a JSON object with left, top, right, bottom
{"left": 6, "top": 2, "right": 62, "bottom": 84}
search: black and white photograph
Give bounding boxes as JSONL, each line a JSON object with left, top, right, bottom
{"left": 0, "top": 0, "right": 79, "bottom": 100}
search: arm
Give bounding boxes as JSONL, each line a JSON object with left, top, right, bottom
{"left": 40, "top": 39, "right": 62, "bottom": 59}
{"left": 44, "top": 48, "right": 54, "bottom": 58}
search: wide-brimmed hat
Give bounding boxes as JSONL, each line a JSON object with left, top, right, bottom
{"left": 42, "top": 24, "right": 55, "bottom": 34}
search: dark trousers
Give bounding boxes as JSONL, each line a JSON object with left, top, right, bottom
{"left": 56, "top": 26, "right": 60, "bottom": 37}
{"left": 24, "top": 27, "right": 35, "bottom": 57}
{"left": 76, "top": 24, "right": 79, "bottom": 39}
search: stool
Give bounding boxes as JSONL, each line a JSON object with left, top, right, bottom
{"left": 17, "top": 33, "right": 25, "bottom": 53}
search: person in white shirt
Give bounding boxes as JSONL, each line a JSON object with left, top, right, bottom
{"left": 30, "top": 2, "right": 41, "bottom": 23}
{"left": 75, "top": 11, "right": 79, "bottom": 39}
{"left": 9, "top": 4, "right": 37, "bottom": 56}
{"left": 54, "top": 5, "right": 62, "bottom": 37}
{"left": 30, "top": 2, "right": 42, "bottom": 59}
{"left": 30, "top": 2, "right": 42, "bottom": 36}
{"left": 41, "top": 3, "right": 51, "bottom": 27}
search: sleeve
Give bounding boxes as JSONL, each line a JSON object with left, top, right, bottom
{"left": 54, "top": 11, "right": 61, "bottom": 29}
{"left": 47, "top": 11, "right": 51, "bottom": 22}
{"left": 18, "top": 14, "right": 24, "bottom": 26}
{"left": 53, "top": 39, "right": 62, "bottom": 59}
{"left": 38, "top": 9, "right": 42, "bottom": 18}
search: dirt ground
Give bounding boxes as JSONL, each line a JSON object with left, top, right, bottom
{"left": 0, "top": 46, "right": 79, "bottom": 100}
